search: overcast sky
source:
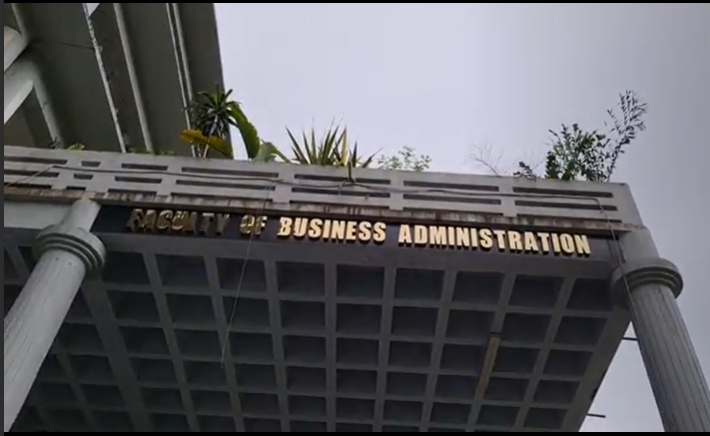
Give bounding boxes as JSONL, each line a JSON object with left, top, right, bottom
{"left": 216, "top": 4, "right": 710, "bottom": 432}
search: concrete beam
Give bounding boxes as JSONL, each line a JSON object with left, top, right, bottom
{"left": 85, "top": 3, "right": 101, "bottom": 16}
{"left": 12, "top": 3, "right": 124, "bottom": 152}
{"left": 4, "top": 26, "right": 27, "bottom": 73}
{"left": 3, "top": 53, "right": 63, "bottom": 144}
{"left": 4, "top": 201, "right": 71, "bottom": 231}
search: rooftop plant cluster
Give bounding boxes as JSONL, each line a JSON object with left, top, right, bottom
{"left": 514, "top": 90, "right": 648, "bottom": 182}
{"left": 183, "top": 87, "right": 647, "bottom": 183}
{"left": 52, "top": 87, "right": 646, "bottom": 183}
{"left": 181, "top": 87, "right": 431, "bottom": 172}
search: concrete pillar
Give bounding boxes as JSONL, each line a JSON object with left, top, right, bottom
{"left": 3, "top": 200, "right": 106, "bottom": 432}
{"left": 610, "top": 230, "right": 710, "bottom": 432}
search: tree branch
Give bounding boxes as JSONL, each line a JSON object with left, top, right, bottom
{"left": 470, "top": 143, "right": 506, "bottom": 176}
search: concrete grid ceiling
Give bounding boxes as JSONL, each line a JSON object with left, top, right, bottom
{"left": 5, "top": 224, "right": 622, "bottom": 433}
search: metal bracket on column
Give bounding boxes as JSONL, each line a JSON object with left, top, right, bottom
{"left": 609, "top": 257, "right": 683, "bottom": 309}
{"left": 33, "top": 224, "right": 107, "bottom": 274}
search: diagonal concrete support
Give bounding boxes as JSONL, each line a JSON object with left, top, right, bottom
{"left": 4, "top": 26, "right": 28, "bottom": 73}
{"left": 4, "top": 51, "right": 63, "bottom": 145}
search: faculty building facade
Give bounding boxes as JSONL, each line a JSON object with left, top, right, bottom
{"left": 4, "top": 2, "right": 710, "bottom": 433}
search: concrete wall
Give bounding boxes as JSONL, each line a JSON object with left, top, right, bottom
{"left": 3, "top": 146, "right": 644, "bottom": 233}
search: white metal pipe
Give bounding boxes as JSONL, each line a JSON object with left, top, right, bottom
{"left": 3, "top": 53, "right": 64, "bottom": 145}
{"left": 113, "top": 3, "right": 154, "bottom": 153}
{"left": 83, "top": 3, "right": 127, "bottom": 153}
{"left": 166, "top": 2, "right": 194, "bottom": 141}
{"left": 4, "top": 27, "right": 28, "bottom": 73}
{"left": 169, "top": 3, "right": 194, "bottom": 100}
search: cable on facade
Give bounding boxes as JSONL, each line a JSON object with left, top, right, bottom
{"left": 220, "top": 189, "right": 271, "bottom": 365}
{"left": 4, "top": 164, "right": 58, "bottom": 187}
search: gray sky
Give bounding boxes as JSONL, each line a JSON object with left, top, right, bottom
{"left": 216, "top": 4, "right": 710, "bottom": 432}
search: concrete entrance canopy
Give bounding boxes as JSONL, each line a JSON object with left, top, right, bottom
{"left": 4, "top": 146, "right": 709, "bottom": 432}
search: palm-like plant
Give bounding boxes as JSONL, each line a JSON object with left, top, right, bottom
{"left": 184, "top": 87, "right": 236, "bottom": 158}
{"left": 183, "top": 88, "right": 374, "bottom": 168}
{"left": 286, "top": 125, "right": 376, "bottom": 168}
{"left": 183, "top": 87, "right": 285, "bottom": 162}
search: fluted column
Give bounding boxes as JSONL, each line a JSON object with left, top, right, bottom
{"left": 611, "top": 230, "right": 710, "bottom": 432}
{"left": 4, "top": 200, "right": 106, "bottom": 432}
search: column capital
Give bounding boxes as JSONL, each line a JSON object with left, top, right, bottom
{"left": 610, "top": 257, "right": 683, "bottom": 308}
{"left": 33, "top": 224, "right": 106, "bottom": 272}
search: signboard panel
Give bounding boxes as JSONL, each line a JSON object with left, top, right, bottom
{"left": 93, "top": 206, "right": 616, "bottom": 260}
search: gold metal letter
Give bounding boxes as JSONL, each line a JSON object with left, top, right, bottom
{"left": 322, "top": 219, "right": 332, "bottom": 240}
{"left": 171, "top": 211, "right": 187, "bottom": 231}
{"left": 470, "top": 228, "right": 479, "bottom": 249}
{"left": 538, "top": 232, "right": 551, "bottom": 253}
{"left": 257, "top": 216, "right": 267, "bottom": 235}
{"left": 574, "top": 235, "right": 591, "bottom": 256}
{"left": 240, "top": 215, "right": 255, "bottom": 236}
{"left": 331, "top": 220, "right": 346, "bottom": 241}
{"left": 183, "top": 212, "right": 198, "bottom": 234}
{"left": 493, "top": 230, "right": 507, "bottom": 252}
{"left": 309, "top": 218, "right": 324, "bottom": 239}
{"left": 398, "top": 225, "right": 413, "bottom": 246}
{"left": 127, "top": 209, "right": 144, "bottom": 232}
{"left": 156, "top": 210, "right": 173, "bottom": 231}
{"left": 508, "top": 231, "right": 524, "bottom": 252}
{"left": 140, "top": 210, "right": 157, "bottom": 231}
{"left": 524, "top": 232, "right": 540, "bottom": 253}
{"left": 551, "top": 233, "right": 562, "bottom": 254}
{"left": 216, "top": 214, "right": 231, "bottom": 236}
{"left": 560, "top": 234, "right": 575, "bottom": 255}
{"left": 479, "top": 229, "right": 494, "bottom": 250}
{"left": 293, "top": 218, "right": 308, "bottom": 238}
{"left": 358, "top": 221, "right": 372, "bottom": 242}
{"left": 200, "top": 213, "right": 215, "bottom": 235}
{"left": 447, "top": 227, "right": 457, "bottom": 249}
{"left": 345, "top": 221, "right": 358, "bottom": 242}
{"left": 455, "top": 227, "right": 470, "bottom": 249}
{"left": 278, "top": 217, "right": 293, "bottom": 238}
{"left": 373, "top": 222, "right": 387, "bottom": 243}
{"left": 414, "top": 225, "right": 428, "bottom": 246}
{"left": 429, "top": 226, "right": 447, "bottom": 247}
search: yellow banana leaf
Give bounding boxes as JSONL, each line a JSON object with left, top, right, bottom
{"left": 181, "top": 129, "right": 234, "bottom": 159}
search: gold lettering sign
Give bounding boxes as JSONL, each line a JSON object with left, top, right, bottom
{"left": 127, "top": 208, "right": 234, "bottom": 236}
{"left": 125, "top": 209, "right": 593, "bottom": 256}
{"left": 274, "top": 217, "right": 387, "bottom": 245}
